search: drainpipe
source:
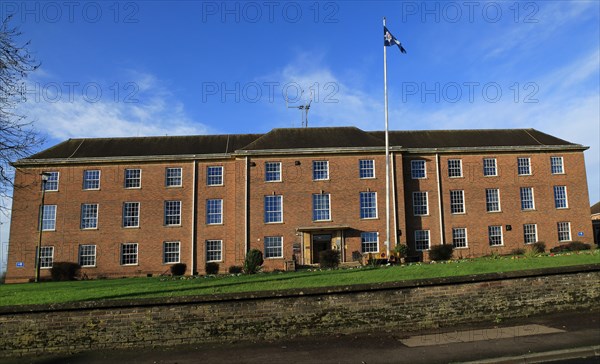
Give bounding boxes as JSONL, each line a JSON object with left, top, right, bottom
{"left": 391, "top": 152, "right": 398, "bottom": 247}
{"left": 191, "top": 160, "right": 197, "bottom": 275}
{"left": 244, "top": 156, "right": 249, "bottom": 255}
{"left": 435, "top": 153, "right": 445, "bottom": 245}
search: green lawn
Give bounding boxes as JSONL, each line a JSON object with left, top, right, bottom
{"left": 1, "top": 251, "right": 598, "bottom": 307}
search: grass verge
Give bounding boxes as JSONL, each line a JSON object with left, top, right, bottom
{"left": 0, "top": 251, "right": 598, "bottom": 307}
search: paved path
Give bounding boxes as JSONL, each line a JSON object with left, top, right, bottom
{"left": 4, "top": 310, "right": 599, "bottom": 364}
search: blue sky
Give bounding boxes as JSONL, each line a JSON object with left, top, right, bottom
{"left": 0, "top": 1, "right": 599, "bottom": 258}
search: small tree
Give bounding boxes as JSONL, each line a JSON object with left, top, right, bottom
{"left": 394, "top": 244, "right": 408, "bottom": 258}
{"left": 244, "top": 249, "right": 263, "bottom": 274}
{"left": 1, "top": 16, "right": 43, "bottom": 211}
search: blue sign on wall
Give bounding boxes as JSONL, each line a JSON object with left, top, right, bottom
{"left": 578, "top": 232, "right": 584, "bottom": 237}
{"left": 16, "top": 262, "right": 24, "bottom": 268}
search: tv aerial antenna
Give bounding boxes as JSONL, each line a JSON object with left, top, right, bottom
{"left": 285, "top": 88, "right": 313, "bottom": 128}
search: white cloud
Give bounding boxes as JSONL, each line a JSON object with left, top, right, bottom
{"left": 22, "top": 71, "right": 211, "bottom": 140}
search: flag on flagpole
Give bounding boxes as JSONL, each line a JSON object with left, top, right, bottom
{"left": 384, "top": 26, "right": 407, "bottom": 53}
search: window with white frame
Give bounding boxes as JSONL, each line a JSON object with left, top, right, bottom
{"left": 123, "top": 202, "right": 140, "bottom": 228}
{"left": 488, "top": 226, "right": 503, "bottom": 246}
{"left": 415, "top": 230, "right": 430, "bottom": 251}
{"left": 523, "top": 224, "right": 537, "bottom": 244}
{"left": 79, "top": 245, "right": 96, "bottom": 267}
{"left": 485, "top": 189, "right": 501, "bottom": 212}
{"left": 207, "top": 166, "right": 223, "bottom": 186}
{"left": 42, "top": 171, "right": 59, "bottom": 191}
{"left": 520, "top": 187, "right": 535, "bottom": 210}
{"left": 265, "top": 162, "right": 282, "bottom": 182}
{"left": 412, "top": 191, "right": 428, "bottom": 216}
{"left": 313, "top": 160, "right": 329, "bottom": 180}
{"left": 206, "top": 240, "right": 222, "bottom": 262}
{"left": 517, "top": 157, "right": 531, "bottom": 175}
{"left": 83, "top": 170, "right": 100, "bottom": 190}
{"left": 39, "top": 246, "right": 54, "bottom": 268}
{"left": 120, "top": 243, "right": 138, "bottom": 265}
{"left": 81, "top": 203, "right": 98, "bottom": 229}
{"left": 553, "top": 186, "right": 568, "bottom": 209}
{"left": 483, "top": 158, "right": 497, "bottom": 176}
{"left": 163, "top": 241, "right": 180, "bottom": 264}
{"left": 41, "top": 205, "right": 57, "bottom": 231}
{"left": 165, "top": 167, "right": 182, "bottom": 187}
{"left": 124, "top": 169, "right": 141, "bottom": 188}
{"left": 557, "top": 222, "right": 571, "bottom": 242}
{"left": 452, "top": 228, "right": 468, "bottom": 248}
{"left": 359, "top": 159, "right": 375, "bottom": 179}
{"left": 361, "top": 232, "right": 378, "bottom": 253}
{"left": 359, "top": 191, "right": 377, "bottom": 219}
{"left": 550, "top": 156, "right": 564, "bottom": 174}
{"left": 450, "top": 190, "right": 465, "bottom": 214}
{"left": 264, "top": 236, "right": 283, "bottom": 258}
{"left": 164, "top": 200, "right": 182, "bottom": 226}
{"left": 312, "top": 193, "right": 331, "bottom": 221}
{"left": 411, "top": 160, "right": 426, "bottom": 179}
{"left": 448, "top": 159, "right": 462, "bottom": 178}
{"left": 206, "top": 199, "right": 223, "bottom": 224}
{"left": 264, "top": 195, "right": 283, "bottom": 223}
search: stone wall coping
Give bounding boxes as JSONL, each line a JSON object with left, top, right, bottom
{"left": 1, "top": 263, "right": 598, "bottom": 315}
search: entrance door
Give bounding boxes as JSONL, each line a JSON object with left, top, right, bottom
{"left": 312, "top": 234, "right": 332, "bottom": 264}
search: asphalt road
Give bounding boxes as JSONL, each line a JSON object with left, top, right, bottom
{"left": 4, "top": 310, "right": 600, "bottom": 364}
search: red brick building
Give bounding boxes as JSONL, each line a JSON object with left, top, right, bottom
{"left": 4, "top": 127, "right": 593, "bottom": 283}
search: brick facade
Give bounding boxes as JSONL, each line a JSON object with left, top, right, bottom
{"left": 4, "top": 128, "right": 593, "bottom": 282}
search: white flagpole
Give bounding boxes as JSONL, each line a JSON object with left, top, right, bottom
{"left": 383, "top": 17, "right": 391, "bottom": 258}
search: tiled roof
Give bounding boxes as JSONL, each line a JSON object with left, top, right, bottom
{"left": 240, "top": 127, "right": 384, "bottom": 151}
{"left": 21, "top": 127, "right": 581, "bottom": 161}
{"left": 27, "top": 134, "right": 262, "bottom": 159}
{"left": 592, "top": 202, "right": 600, "bottom": 216}
{"left": 368, "top": 129, "right": 576, "bottom": 149}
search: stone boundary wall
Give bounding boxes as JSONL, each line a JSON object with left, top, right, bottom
{"left": 1, "top": 264, "right": 599, "bottom": 358}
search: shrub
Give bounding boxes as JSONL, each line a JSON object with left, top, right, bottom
{"left": 319, "top": 249, "right": 340, "bottom": 269}
{"left": 205, "top": 262, "right": 219, "bottom": 275}
{"left": 170, "top": 263, "right": 187, "bottom": 276}
{"left": 0, "top": 271, "right": 5, "bottom": 284}
{"left": 394, "top": 243, "right": 408, "bottom": 257}
{"left": 50, "top": 262, "right": 81, "bottom": 281}
{"left": 228, "top": 265, "right": 243, "bottom": 274}
{"left": 532, "top": 242, "right": 546, "bottom": 253}
{"left": 244, "top": 249, "right": 264, "bottom": 274}
{"left": 511, "top": 248, "right": 525, "bottom": 255}
{"left": 566, "top": 241, "right": 591, "bottom": 251}
{"left": 550, "top": 241, "right": 591, "bottom": 253}
{"left": 428, "top": 245, "right": 453, "bottom": 261}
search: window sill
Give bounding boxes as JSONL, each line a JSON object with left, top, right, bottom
{"left": 487, "top": 210, "right": 502, "bottom": 213}
{"left": 265, "top": 257, "right": 284, "bottom": 260}
{"left": 453, "top": 246, "right": 469, "bottom": 250}
{"left": 265, "top": 221, "right": 284, "bottom": 225}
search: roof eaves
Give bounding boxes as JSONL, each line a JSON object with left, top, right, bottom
{"left": 397, "top": 144, "right": 588, "bottom": 154}
{"left": 12, "top": 153, "right": 236, "bottom": 167}
{"left": 234, "top": 146, "right": 386, "bottom": 156}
